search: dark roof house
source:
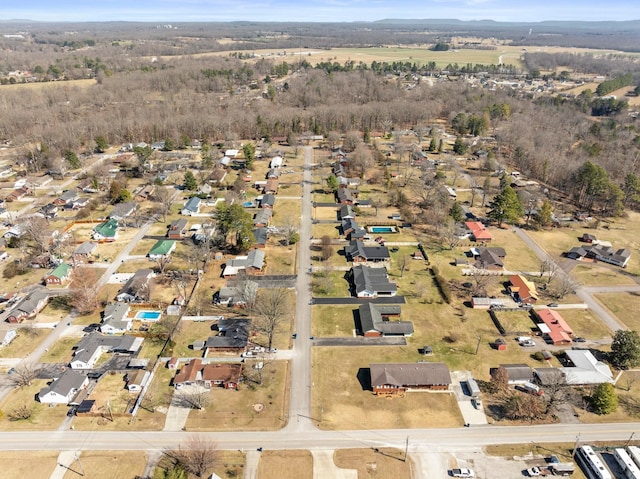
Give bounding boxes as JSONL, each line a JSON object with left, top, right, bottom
{"left": 349, "top": 265, "right": 397, "bottom": 298}
{"left": 370, "top": 363, "right": 452, "bottom": 395}
{"left": 358, "top": 303, "right": 412, "bottom": 337}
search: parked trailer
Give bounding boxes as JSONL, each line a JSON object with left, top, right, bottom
{"left": 550, "top": 463, "right": 575, "bottom": 476}
{"left": 466, "top": 378, "right": 481, "bottom": 398}
{"left": 575, "top": 446, "right": 612, "bottom": 479}
{"left": 628, "top": 446, "right": 640, "bottom": 470}
{"left": 615, "top": 448, "right": 640, "bottom": 479}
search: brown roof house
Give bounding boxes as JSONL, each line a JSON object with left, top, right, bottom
{"left": 167, "top": 218, "right": 189, "bottom": 239}
{"left": 370, "top": 363, "right": 452, "bottom": 397}
{"left": 6, "top": 290, "right": 49, "bottom": 323}
{"left": 508, "top": 275, "right": 538, "bottom": 304}
{"left": 173, "top": 358, "right": 242, "bottom": 390}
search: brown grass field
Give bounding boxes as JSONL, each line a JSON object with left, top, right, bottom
{"left": 0, "top": 451, "right": 59, "bottom": 479}
{"left": 334, "top": 448, "right": 413, "bottom": 479}
{"left": 593, "top": 292, "right": 640, "bottom": 331}
{"left": 62, "top": 451, "right": 148, "bottom": 479}
{"left": 0, "top": 78, "right": 97, "bottom": 91}
{"left": 257, "top": 450, "right": 313, "bottom": 479}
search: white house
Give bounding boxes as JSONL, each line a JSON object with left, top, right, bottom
{"left": 37, "top": 369, "right": 89, "bottom": 405}
{"left": 0, "top": 329, "right": 17, "bottom": 347}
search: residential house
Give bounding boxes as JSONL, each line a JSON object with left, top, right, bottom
{"left": 336, "top": 188, "right": 354, "bottom": 204}
{"left": 534, "top": 309, "right": 574, "bottom": 345}
{"left": 116, "top": 269, "right": 153, "bottom": 302}
{"left": 70, "top": 332, "right": 143, "bottom": 369}
{"left": 3, "top": 225, "right": 24, "bottom": 239}
{"left": 198, "top": 183, "right": 212, "bottom": 197}
{"left": 253, "top": 209, "right": 272, "bottom": 228}
{"left": 53, "top": 189, "right": 79, "bottom": 206}
{"left": 472, "top": 247, "right": 505, "bottom": 270}
{"left": 167, "top": 218, "right": 189, "bottom": 239}
{"left": 100, "top": 302, "right": 132, "bottom": 334}
{"left": 72, "top": 242, "right": 98, "bottom": 263}
{"left": 341, "top": 218, "right": 360, "bottom": 237}
{"left": 566, "top": 243, "right": 631, "bottom": 268}
{"left": 580, "top": 233, "right": 597, "bottom": 243}
{"left": 148, "top": 240, "right": 176, "bottom": 260}
{"left": 92, "top": 218, "right": 119, "bottom": 241}
{"left": 37, "top": 369, "right": 89, "bottom": 405}
{"left": 370, "top": 363, "right": 452, "bottom": 396}
{"left": 269, "top": 156, "right": 283, "bottom": 168}
{"left": 67, "top": 197, "right": 90, "bottom": 210}
{"left": 562, "top": 350, "right": 613, "bottom": 385}
{"left": 222, "top": 250, "right": 265, "bottom": 277}
{"left": 181, "top": 196, "right": 201, "bottom": 216}
{"left": 508, "top": 275, "right": 538, "bottom": 304}
{"left": 358, "top": 303, "right": 413, "bottom": 337}
{"left": 204, "top": 318, "right": 251, "bottom": 355}
{"left": 109, "top": 201, "right": 136, "bottom": 220}
{"left": 345, "top": 240, "right": 390, "bottom": 263}
{"left": 253, "top": 227, "right": 268, "bottom": 248}
{"left": 0, "top": 328, "right": 17, "bottom": 347}
{"left": 6, "top": 186, "right": 32, "bottom": 202}
{"left": 44, "top": 262, "right": 72, "bottom": 286}
{"left": 494, "top": 364, "right": 534, "bottom": 385}
{"left": 339, "top": 205, "right": 355, "bottom": 220}
{"left": 263, "top": 179, "right": 279, "bottom": 194}
{"left": 260, "top": 194, "right": 276, "bottom": 209}
{"left": 173, "top": 358, "right": 242, "bottom": 390}
{"left": 266, "top": 168, "right": 280, "bottom": 179}
{"left": 126, "top": 370, "right": 150, "bottom": 392}
{"left": 349, "top": 265, "right": 397, "bottom": 298}
{"left": 465, "top": 221, "right": 492, "bottom": 242}
{"left": 337, "top": 176, "right": 361, "bottom": 189}
{"left": 38, "top": 203, "right": 59, "bottom": 219}
{"left": 6, "top": 291, "right": 49, "bottom": 323}
{"left": 214, "top": 286, "right": 247, "bottom": 307}
{"left": 134, "top": 185, "right": 155, "bottom": 202}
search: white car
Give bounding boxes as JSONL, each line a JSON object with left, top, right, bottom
{"left": 520, "top": 340, "right": 536, "bottom": 347}
{"left": 527, "top": 466, "right": 541, "bottom": 476}
{"left": 451, "top": 468, "right": 475, "bottom": 478}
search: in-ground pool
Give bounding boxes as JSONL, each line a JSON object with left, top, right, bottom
{"left": 367, "top": 226, "right": 398, "bottom": 234}
{"left": 135, "top": 311, "right": 162, "bottom": 321}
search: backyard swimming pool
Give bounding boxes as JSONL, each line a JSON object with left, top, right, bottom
{"left": 135, "top": 311, "right": 162, "bottom": 321}
{"left": 367, "top": 226, "right": 398, "bottom": 234}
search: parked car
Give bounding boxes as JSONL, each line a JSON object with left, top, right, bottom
{"left": 472, "top": 398, "right": 483, "bottom": 409}
{"left": 547, "top": 303, "right": 559, "bottom": 308}
{"left": 241, "top": 351, "right": 257, "bottom": 358}
{"left": 450, "top": 468, "right": 475, "bottom": 478}
{"left": 527, "top": 466, "right": 541, "bottom": 476}
{"left": 520, "top": 340, "right": 536, "bottom": 347}
{"left": 573, "top": 337, "right": 587, "bottom": 343}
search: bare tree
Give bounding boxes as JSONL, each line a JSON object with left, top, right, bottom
{"left": 251, "top": 287, "right": 290, "bottom": 350}
{"left": 154, "top": 186, "right": 174, "bottom": 222}
{"left": 234, "top": 276, "right": 258, "bottom": 309}
{"left": 351, "top": 143, "right": 374, "bottom": 180}
{"left": 69, "top": 267, "right": 100, "bottom": 315}
{"left": 20, "top": 216, "right": 52, "bottom": 256}
{"left": 552, "top": 274, "right": 578, "bottom": 299}
{"left": 10, "top": 364, "right": 39, "bottom": 388}
{"left": 441, "top": 218, "right": 462, "bottom": 250}
{"left": 539, "top": 259, "right": 559, "bottom": 285}
{"left": 320, "top": 235, "right": 333, "bottom": 262}
{"left": 165, "top": 434, "right": 219, "bottom": 478}
{"left": 491, "top": 366, "right": 509, "bottom": 393}
{"left": 173, "top": 387, "right": 210, "bottom": 411}
{"left": 398, "top": 255, "right": 409, "bottom": 278}
{"left": 8, "top": 404, "right": 33, "bottom": 421}
{"left": 154, "top": 255, "right": 172, "bottom": 275}
{"left": 188, "top": 287, "right": 211, "bottom": 317}
{"left": 469, "top": 270, "right": 494, "bottom": 297}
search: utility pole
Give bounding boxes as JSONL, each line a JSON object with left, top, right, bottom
{"left": 404, "top": 436, "right": 409, "bottom": 462}
{"left": 475, "top": 335, "right": 482, "bottom": 355}
{"left": 572, "top": 433, "right": 581, "bottom": 458}
{"left": 626, "top": 432, "right": 635, "bottom": 447}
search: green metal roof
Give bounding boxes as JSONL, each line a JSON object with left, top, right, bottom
{"left": 49, "top": 262, "right": 72, "bottom": 279}
{"left": 149, "top": 240, "right": 176, "bottom": 256}
{"left": 94, "top": 218, "right": 118, "bottom": 238}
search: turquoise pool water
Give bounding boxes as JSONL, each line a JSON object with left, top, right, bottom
{"left": 368, "top": 226, "right": 397, "bottom": 233}
{"left": 135, "top": 311, "right": 162, "bottom": 320}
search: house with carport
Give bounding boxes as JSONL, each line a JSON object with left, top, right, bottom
{"left": 37, "top": 369, "right": 89, "bottom": 405}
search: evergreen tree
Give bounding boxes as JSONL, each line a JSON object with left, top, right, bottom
{"left": 326, "top": 174, "right": 339, "bottom": 192}
{"left": 453, "top": 136, "right": 468, "bottom": 155}
{"left": 94, "top": 136, "right": 109, "bottom": 153}
{"left": 611, "top": 330, "right": 640, "bottom": 370}
{"left": 429, "top": 137, "right": 437, "bottom": 152}
{"left": 449, "top": 201, "right": 464, "bottom": 222}
{"left": 184, "top": 170, "right": 198, "bottom": 191}
{"left": 487, "top": 185, "right": 524, "bottom": 225}
{"left": 242, "top": 142, "right": 256, "bottom": 168}
{"left": 535, "top": 200, "right": 554, "bottom": 227}
{"left": 591, "top": 382, "right": 617, "bottom": 415}
{"left": 64, "top": 150, "right": 81, "bottom": 169}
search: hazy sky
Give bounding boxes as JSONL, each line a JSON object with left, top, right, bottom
{"left": 3, "top": 0, "right": 640, "bottom": 23}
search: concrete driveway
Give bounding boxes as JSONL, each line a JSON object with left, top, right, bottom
{"left": 450, "top": 371, "right": 488, "bottom": 426}
{"left": 311, "top": 450, "right": 357, "bottom": 479}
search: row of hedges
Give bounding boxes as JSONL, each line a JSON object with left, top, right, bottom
{"left": 431, "top": 265, "right": 452, "bottom": 304}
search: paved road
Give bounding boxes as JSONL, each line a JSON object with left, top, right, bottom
{"left": 286, "top": 146, "right": 314, "bottom": 432}
{"left": 1, "top": 421, "right": 640, "bottom": 451}
{"left": 513, "top": 227, "right": 626, "bottom": 332}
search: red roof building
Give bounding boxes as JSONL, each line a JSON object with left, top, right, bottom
{"left": 465, "top": 221, "right": 492, "bottom": 242}
{"left": 535, "top": 309, "right": 574, "bottom": 345}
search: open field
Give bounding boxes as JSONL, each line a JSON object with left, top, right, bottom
{"left": 334, "top": 448, "right": 413, "bottom": 479}
{"left": 593, "top": 292, "right": 640, "bottom": 331}
{"left": 311, "top": 347, "right": 464, "bottom": 430}
{"left": 570, "top": 264, "right": 638, "bottom": 287}
{"left": 0, "top": 327, "right": 47, "bottom": 359}
{"left": 0, "top": 78, "right": 97, "bottom": 91}
{"left": 184, "top": 360, "right": 288, "bottom": 431}
{"left": 257, "top": 450, "right": 313, "bottom": 479}
{"left": 0, "top": 451, "right": 59, "bottom": 479}
{"left": 62, "top": 450, "right": 148, "bottom": 479}
{"left": 0, "top": 379, "right": 68, "bottom": 431}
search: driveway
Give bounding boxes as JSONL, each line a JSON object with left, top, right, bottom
{"left": 312, "top": 450, "right": 357, "bottom": 479}
{"left": 449, "top": 371, "right": 487, "bottom": 426}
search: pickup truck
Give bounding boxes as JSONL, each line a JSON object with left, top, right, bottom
{"left": 450, "top": 468, "right": 475, "bottom": 478}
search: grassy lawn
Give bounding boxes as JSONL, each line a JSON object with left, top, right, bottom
{"left": 593, "top": 292, "right": 640, "bottom": 331}
{"left": 270, "top": 199, "right": 301, "bottom": 228}
{"left": 0, "top": 265, "right": 45, "bottom": 296}
{"left": 556, "top": 308, "right": 613, "bottom": 339}
{"left": 277, "top": 183, "right": 302, "bottom": 197}
{"left": 257, "top": 450, "right": 312, "bottom": 479}
{"left": 570, "top": 264, "right": 637, "bottom": 287}
{"left": 312, "top": 223, "right": 342, "bottom": 239}
{"left": 488, "top": 227, "right": 543, "bottom": 272}
{"left": 0, "top": 327, "right": 47, "bottom": 359}
{"left": 0, "top": 379, "right": 68, "bottom": 430}
{"left": 265, "top": 245, "right": 297, "bottom": 275}
{"left": 576, "top": 371, "right": 640, "bottom": 425}
{"left": 185, "top": 360, "right": 288, "bottom": 431}
{"left": 39, "top": 334, "right": 82, "bottom": 363}
{"left": 62, "top": 451, "right": 148, "bottom": 479}
{"left": 170, "top": 319, "right": 219, "bottom": 357}
{"left": 334, "top": 449, "right": 413, "bottom": 479}
{"left": 313, "top": 305, "right": 356, "bottom": 337}
{"left": 311, "top": 347, "right": 464, "bottom": 430}
{"left": 312, "top": 192, "right": 335, "bottom": 203}
{"left": 0, "top": 451, "right": 59, "bottom": 479}
{"left": 313, "top": 206, "right": 339, "bottom": 221}
{"left": 312, "top": 270, "right": 351, "bottom": 297}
